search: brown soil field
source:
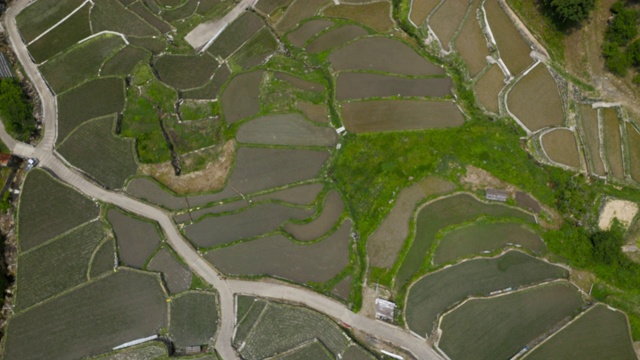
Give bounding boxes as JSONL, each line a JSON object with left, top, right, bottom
{"left": 626, "top": 122, "right": 640, "bottom": 183}
{"left": 90, "top": 238, "right": 116, "bottom": 279}
{"left": 205, "top": 220, "right": 352, "bottom": 283}
{"left": 515, "top": 191, "right": 541, "bottom": 213}
{"left": 207, "top": 12, "right": 264, "bottom": 59}
{"left": 147, "top": 248, "right": 192, "bottom": 294}
{"left": 285, "top": 190, "right": 344, "bottom": 241}
{"left": 176, "top": 183, "right": 324, "bottom": 223}
{"left": 236, "top": 113, "right": 337, "bottom": 147}
{"left": 541, "top": 128, "right": 581, "bottom": 168}
{"left": 275, "top": 72, "right": 325, "bottom": 92}
{"left": 306, "top": 25, "right": 369, "bottom": 54}
{"left": 328, "top": 36, "right": 444, "bottom": 76}
{"left": 256, "top": 0, "right": 293, "bottom": 15}
{"left": 332, "top": 276, "right": 352, "bottom": 300}
{"left": 275, "top": 0, "right": 332, "bottom": 33}
{"left": 184, "top": 203, "right": 315, "bottom": 248}
{"left": 602, "top": 108, "right": 625, "bottom": 179}
{"left": 368, "top": 176, "right": 455, "bottom": 269}
{"left": 410, "top": 0, "right": 442, "bottom": 26}
{"left": 297, "top": 101, "right": 329, "bottom": 123}
{"left": 107, "top": 209, "right": 162, "bottom": 268}
{"left": 507, "top": 64, "right": 564, "bottom": 131}
{"left": 484, "top": 0, "right": 532, "bottom": 76}
{"left": 474, "top": 64, "right": 504, "bottom": 113}
{"left": 287, "top": 20, "right": 335, "bottom": 47}
{"left": 322, "top": 1, "right": 394, "bottom": 33}
{"left": 341, "top": 99, "right": 464, "bottom": 133}
{"left": 336, "top": 72, "right": 452, "bottom": 100}
{"left": 455, "top": 11, "right": 490, "bottom": 77}
{"left": 577, "top": 104, "right": 606, "bottom": 176}
{"left": 429, "top": 0, "right": 469, "bottom": 51}
{"left": 140, "top": 140, "right": 235, "bottom": 195}
{"left": 126, "top": 177, "right": 189, "bottom": 210}
{"left": 251, "top": 183, "right": 324, "bottom": 204}
{"left": 223, "top": 147, "right": 330, "bottom": 195}
{"left": 4, "top": 269, "right": 167, "bottom": 360}
{"left": 222, "top": 70, "right": 264, "bottom": 124}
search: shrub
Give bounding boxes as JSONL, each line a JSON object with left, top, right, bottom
{"left": 603, "top": 41, "right": 630, "bottom": 76}
{"left": 627, "top": 40, "right": 640, "bottom": 67}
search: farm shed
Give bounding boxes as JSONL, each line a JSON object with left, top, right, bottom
{"left": 0, "top": 154, "right": 13, "bottom": 167}
{"left": 486, "top": 188, "right": 508, "bottom": 202}
{"left": 375, "top": 298, "right": 396, "bottom": 321}
{"left": 0, "top": 54, "right": 14, "bottom": 78}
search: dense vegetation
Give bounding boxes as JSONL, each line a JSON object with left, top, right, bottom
{"left": 602, "top": 1, "right": 640, "bottom": 78}
{"left": 541, "top": 0, "right": 596, "bottom": 24}
{"left": 0, "top": 79, "right": 36, "bottom": 142}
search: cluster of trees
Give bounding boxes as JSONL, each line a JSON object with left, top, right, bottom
{"left": 602, "top": 1, "right": 640, "bottom": 80}
{"left": 541, "top": 0, "right": 596, "bottom": 24}
{"left": 0, "top": 78, "right": 36, "bottom": 142}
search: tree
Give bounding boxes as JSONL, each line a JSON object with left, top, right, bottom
{"left": 603, "top": 41, "right": 630, "bottom": 76}
{"left": 0, "top": 78, "right": 36, "bottom": 141}
{"left": 543, "top": 0, "right": 596, "bottom": 23}
{"left": 627, "top": 40, "right": 640, "bottom": 67}
{"left": 605, "top": 2, "right": 638, "bottom": 46}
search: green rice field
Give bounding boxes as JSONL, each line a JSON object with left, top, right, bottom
{"left": 396, "top": 193, "right": 536, "bottom": 288}
{"left": 525, "top": 304, "right": 635, "bottom": 359}
{"left": 4, "top": 269, "right": 167, "bottom": 360}
{"left": 170, "top": 291, "right": 218, "bottom": 349}
{"left": 406, "top": 251, "right": 568, "bottom": 336}
{"left": 438, "top": 282, "right": 585, "bottom": 360}
{"left": 433, "top": 221, "right": 545, "bottom": 265}
{"left": 18, "top": 169, "right": 99, "bottom": 252}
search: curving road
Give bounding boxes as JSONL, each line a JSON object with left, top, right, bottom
{"left": 3, "top": 2, "right": 442, "bottom": 359}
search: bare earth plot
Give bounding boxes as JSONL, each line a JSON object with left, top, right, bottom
{"left": 336, "top": 72, "right": 452, "bottom": 100}
{"left": 406, "top": 251, "right": 568, "bottom": 337}
{"left": 601, "top": 108, "right": 625, "bottom": 179}
{"left": 206, "top": 220, "right": 352, "bottom": 283}
{"left": 322, "top": 1, "right": 394, "bottom": 33}
{"left": 221, "top": 70, "right": 264, "bottom": 124}
{"left": 184, "top": 202, "right": 315, "bottom": 247}
{"left": 284, "top": 190, "right": 344, "bottom": 241}
{"left": 475, "top": 63, "right": 504, "bottom": 113}
{"left": 484, "top": 0, "right": 532, "bottom": 76}
{"left": 507, "top": 64, "right": 564, "bottom": 132}
{"left": 341, "top": 99, "right": 464, "bottom": 133}
{"left": 287, "top": 19, "right": 335, "bottom": 47}
{"left": 147, "top": 247, "right": 192, "bottom": 294}
{"left": 275, "top": 0, "right": 331, "bottom": 34}
{"left": 328, "top": 36, "right": 444, "bottom": 76}
{"left": 455, "top": 6, "right": 490, "bottom": 77}
{"left": 626, "top": 122, "right": 640, "bottom": 183}
{"left": 429, "top": 0, "right": 469, "bottom": 51}
{"left": 236, "top": 113, "right": 338, "bottom": 147}
{"left": 438, "top": 282, "right": 585, "bottom": 360}
{"left": 541, "top": 128, "right": 581, "bottom": 168}
{"left": 410, "top": 0, "right": 442, "bottom": 26}
{"left": 306, "top": 25, "right": 369, "bottom": 54}
{"left": 577, "top": 104, "right": 606, "bottom": 176}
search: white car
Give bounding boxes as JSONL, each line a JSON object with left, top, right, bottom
{"left": 25, "top": 158, "right": 38, "bottom": 171}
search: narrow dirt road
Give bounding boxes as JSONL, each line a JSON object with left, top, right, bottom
{"left": 185, "top": 0, "right": 259, "bottom": 51}
{"left": 3, "top": 1, "right": 442, "bottom": 359}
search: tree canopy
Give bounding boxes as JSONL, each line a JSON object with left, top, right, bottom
{"left": 0, "top": 78, "right": 35, "bottom": 142}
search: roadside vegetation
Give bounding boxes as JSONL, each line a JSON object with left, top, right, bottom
{"left": 0, "top": 78, "right": 36, "bottom": 142}
{"left": 602, "top": 1, "right": 640, "bottom": 79}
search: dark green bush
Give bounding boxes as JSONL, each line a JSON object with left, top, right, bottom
{"left": 542, "top": 0, "right": 596, "bottom": 23}
{"left": 605, "top": 2, "right": 638, "bottom": 46}
{"left": 0, "top": 78, "right": 36, "bottom": 142}
{"left": 603, "top": 41, "right": 631, "bottom": 76}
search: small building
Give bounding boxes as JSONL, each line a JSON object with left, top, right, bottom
{"left": 0, "top": 154, "right": 12, "bottom": 167}
{"left": 0, "top": 54, "right": 14, "bottom": 79}
{"left": 375, "top": 298, "right": 396, "bottom": 322}
{"left": 486, "top": 188, "right": 508, "bottom": 202}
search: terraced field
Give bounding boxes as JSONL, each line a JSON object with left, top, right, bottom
{"left": 541, "top": 128, "right": 581, "bottom": 168}
{"left": 233, "top": 297, "right": 375, "bottom": 359}
{"left": 438, "top": 282, "right": 584, "bottom": 360}
{"left": 406, "top": 251, "right": 568, "bottom": 336}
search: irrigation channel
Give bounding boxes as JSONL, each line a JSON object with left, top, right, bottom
{"left": 2, "top": 1, "right": 442, "bottom": 359}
